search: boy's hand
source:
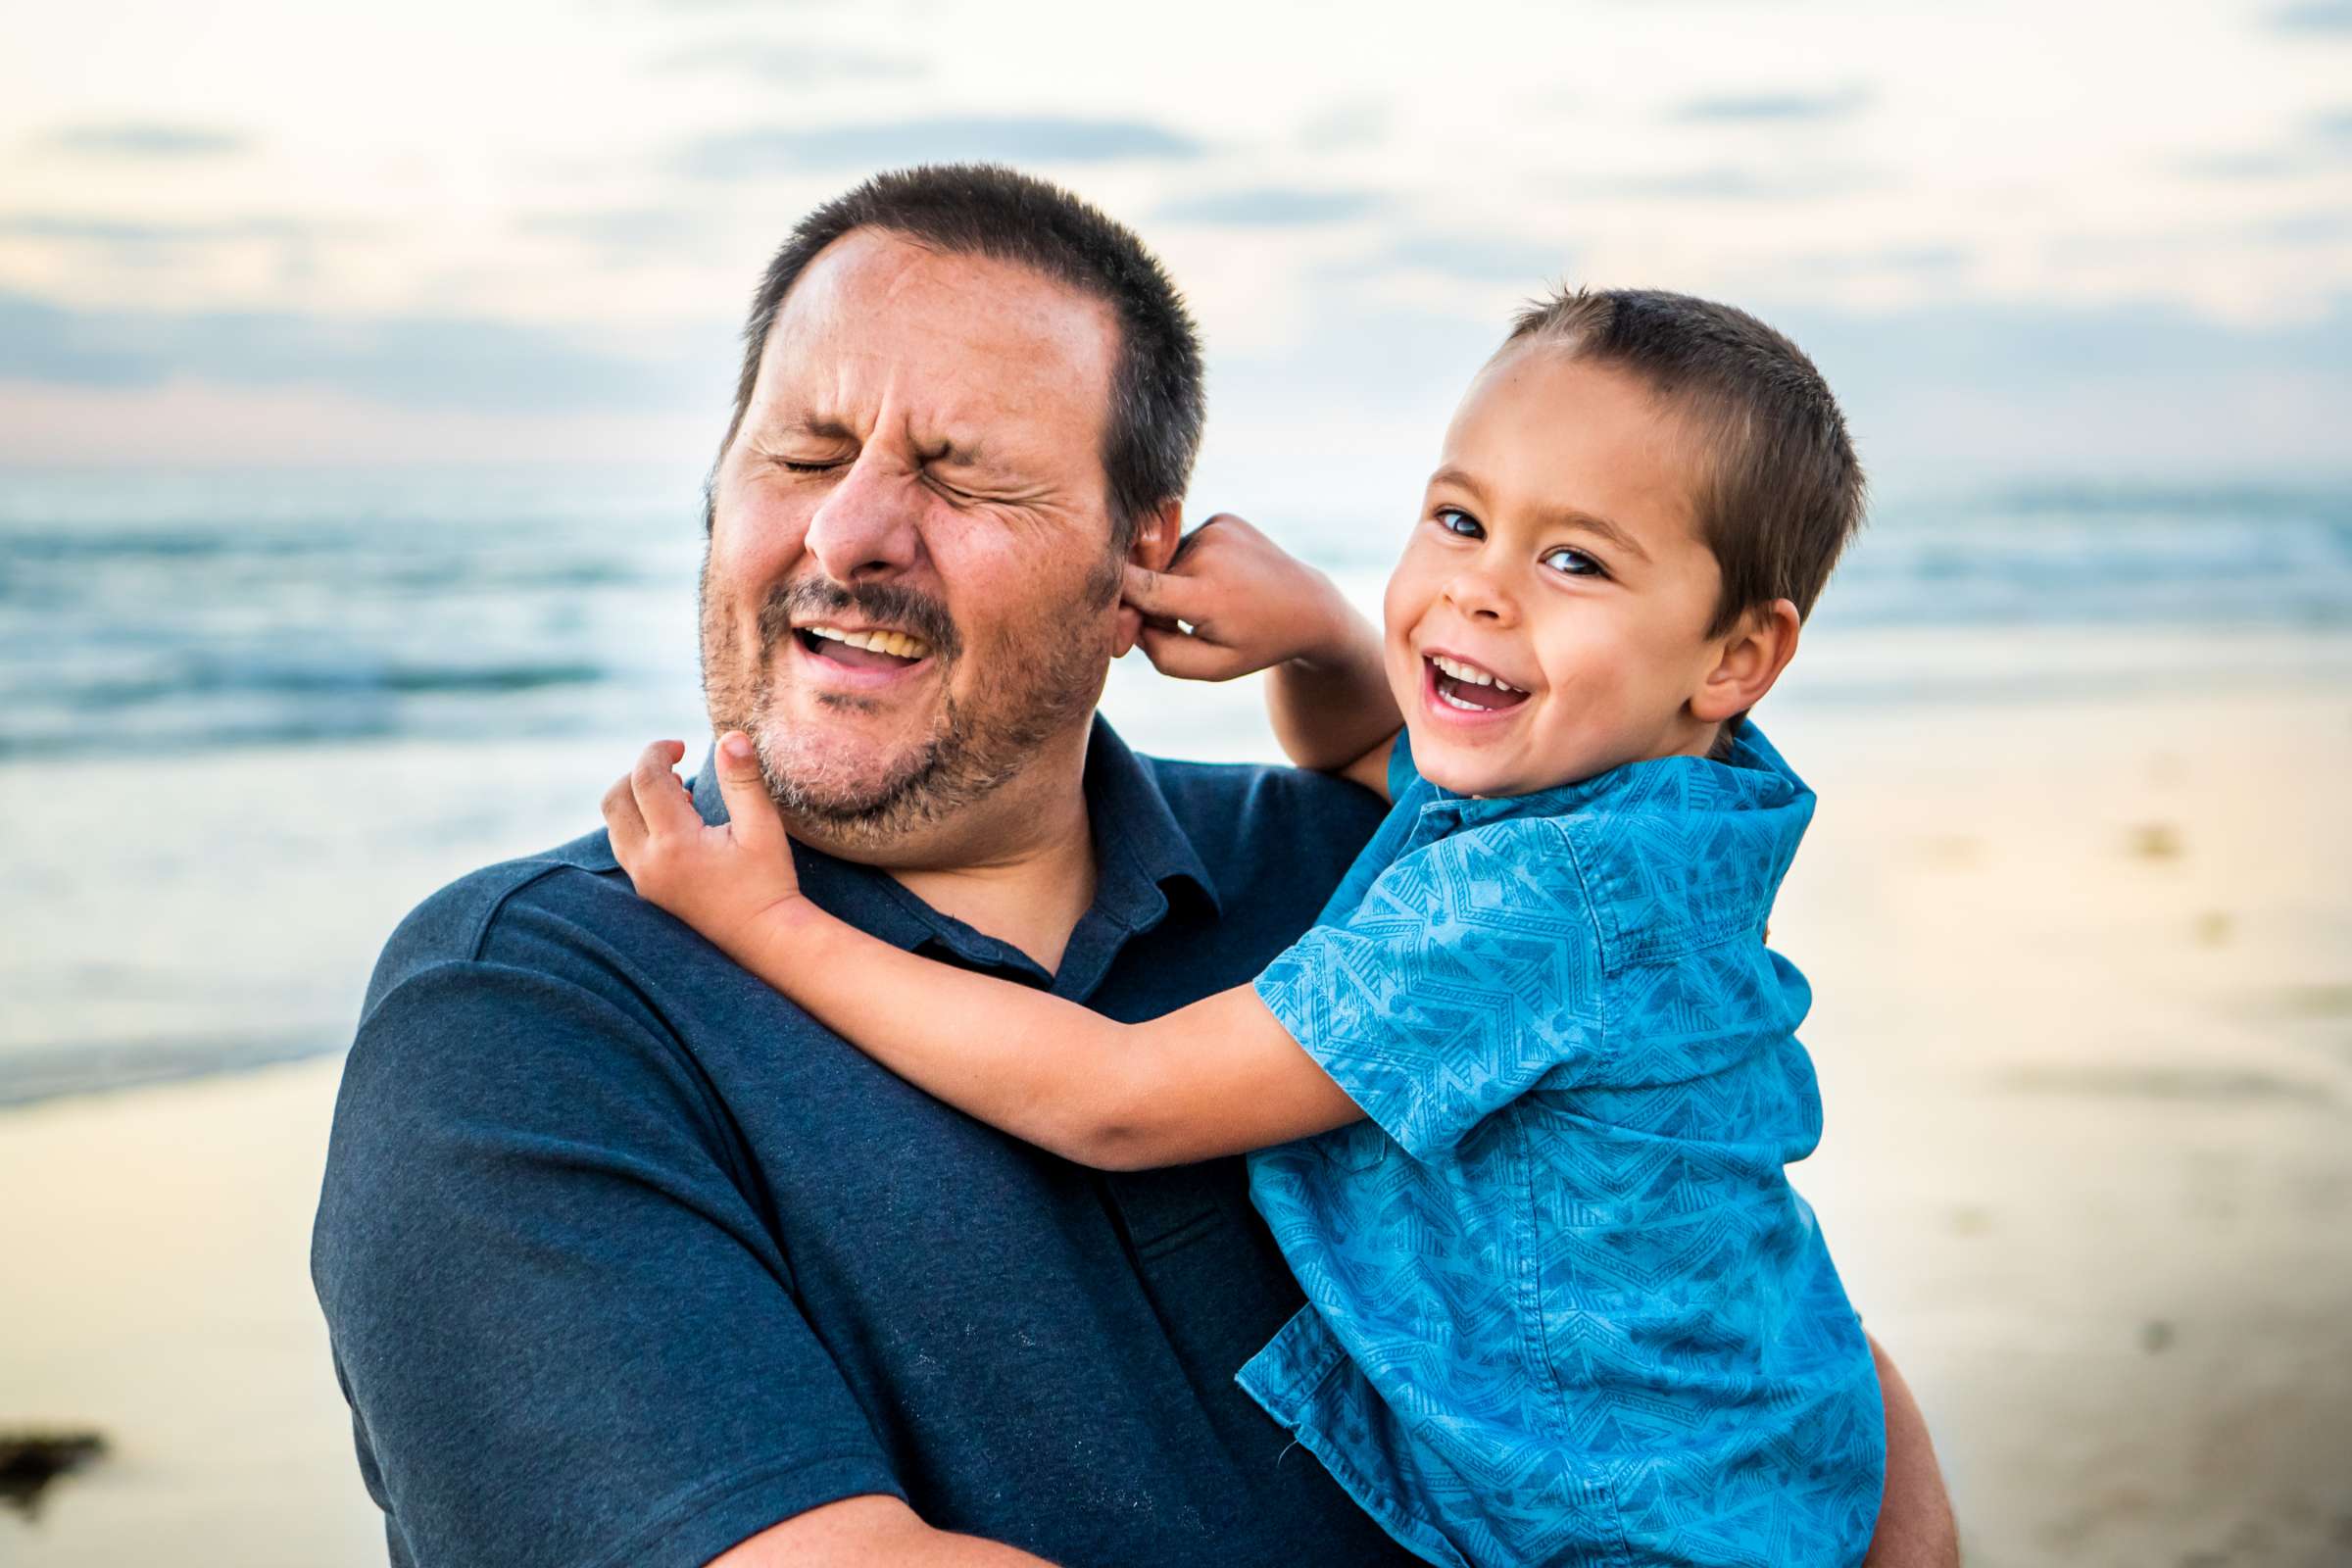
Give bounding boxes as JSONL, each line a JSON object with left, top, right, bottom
{"left": 1122, "top": 514, "right": 1364, "bottom": 682}
{"left": 601, "top": 732, "right": 806, "bottom": 961}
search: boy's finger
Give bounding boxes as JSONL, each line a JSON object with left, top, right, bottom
{"left": 627, "top": 739, "right": 699, "bottom": 835}
{"left": 601, "top": 773, "right": 649, "bottom": 862}
{"left": 712, "top": 731, "right": 786, "bottom": 854}
{"left": 1167, "top": 512, "right": 1241, "bottom": 568}
{"left": 1137, "top": 624, "right": 1240, "bottom": 682}
{"left": 1121, "top": 562, "right": 1204, "bottom": 622}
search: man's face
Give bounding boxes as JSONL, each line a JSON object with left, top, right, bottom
{"left": 701, "top": 229, "right": 1130, "bottom": 857}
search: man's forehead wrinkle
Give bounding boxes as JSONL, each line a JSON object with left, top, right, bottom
{"left": 741, "top": 227, "right": 1117, "bottom": 519}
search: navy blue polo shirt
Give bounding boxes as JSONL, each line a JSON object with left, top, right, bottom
{"left": 312, "top": 718, "right": 1419, "bottom": 1568}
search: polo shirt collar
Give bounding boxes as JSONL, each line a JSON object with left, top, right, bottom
{"left": 686, "top": 714, "right": 1220, "bottom": 992}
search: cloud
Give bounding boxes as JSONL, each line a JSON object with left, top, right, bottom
{"left": 1565, "top": 164, "right": 1877, "bottom": 201}
{"left": 1297, "top": 102, "right": 1389, "bottom": 152}
{"left": 677, "top": 117, "right": 1203, "bottom": 177}
{"left": 1761, "top": 243, "right": 1970, "bottom": 279}
{"left": 0, "top": 214, "right": 336, "bottom": 245}
{"left": 1328, "top": 233, "right": 1577, "bottom": 286}
{"left": 2179, "top": 108, "right": 2352, "bottom": 179}
{"left": 2257, "top": 209, "right": 2352, "bottom": 243}
{"left": 2178, "top": 149, "right": 2311, "bottom": 179}
{"left": 515, "top": 207, "right": 711, "bottom": 262}
{"left": 650, "top": 39, "right": 926, "bottom": 83}
{"left": 7, "top": 287, "right": 2350, "bottom": 483}
{"left": 1152, "top": 187, "right": 1385, "bottom": 227}
{"left": 2262, "top": 0, "right": 2352, "bottom": 30}
{"left": 0, "top": 214, "right": 363, "bottom": 281}
{"left": 1768, "top": 295, "right": 2352, "bottom": 485}
{"left": 0, "top": 290, "right": 729, "bottom": 414}
{"left": 1672, "top": 87, "right": 1872, "bottom": 123}
{"left": 44, "top": 122, "right": 248, "bottom": 158}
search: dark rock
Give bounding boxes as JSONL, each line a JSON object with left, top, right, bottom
{"left": 0, "top": 1430, "right": 107, "bottom": 1520}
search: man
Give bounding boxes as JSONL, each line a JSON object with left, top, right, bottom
{"left": 315, "top": 164, "right": 1956, "bottom": 1566}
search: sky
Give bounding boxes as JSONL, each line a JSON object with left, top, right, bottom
{"left": 2, "top": 0, "right": 2348, "bottom": 507}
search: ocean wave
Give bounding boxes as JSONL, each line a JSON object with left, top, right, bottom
{"left": 3, "top": 472, "right": 2348, "bottom": 760}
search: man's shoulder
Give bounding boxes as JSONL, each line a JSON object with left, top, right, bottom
{"left": 339, "top": 826, "right": 723, "bottom": 1165}
{"left": 365, "top": 826, "right": 631, "bottom": 1011}
{"left": 1139, "top": 753, "right": 1388, "bottom": 865}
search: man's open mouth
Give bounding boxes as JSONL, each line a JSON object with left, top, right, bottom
{"left": 795, "top": 623, "right": 934, "bottom": 671}
{"left": 1426, "top": 653, "right": 1530, "bottom": 713}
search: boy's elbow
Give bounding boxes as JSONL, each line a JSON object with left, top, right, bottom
{"left": 1041, "top": 1058, "right": 1184, "bottom": 1172}
{"left": 1047, "top": 1113, "right": 1176, "bottom": 1173}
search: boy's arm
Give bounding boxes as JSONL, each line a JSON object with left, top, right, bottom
{"left": 1261, "top": 603, "right": 1396, "bottom": 784}
{"left": 608, "top": 738, "right": 1365, "bottom": 1171}
{"left": 742, "top": 902, "right": 1361, "bottom": 1170}
{"left": 1121, "top": 514, "right": 1401, "bottom": 792}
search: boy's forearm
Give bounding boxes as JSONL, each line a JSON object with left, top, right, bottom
{"left": 736, "top": 900, "right": 1153, "bottom": 1165}
{"left": 1266, "top": 593, "right": 1398, "bottom": 772}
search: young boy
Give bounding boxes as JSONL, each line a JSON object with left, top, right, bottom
{"left": 605, "top": 288, "right": 1885, "bottom": 1567}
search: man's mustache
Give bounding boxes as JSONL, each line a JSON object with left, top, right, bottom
{"left": 756, "top": 576, "right": 963, "bottom": 663}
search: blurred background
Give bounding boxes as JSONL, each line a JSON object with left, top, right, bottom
{"left": 2, "top": 1, "right": 2348, "bottom": 1563}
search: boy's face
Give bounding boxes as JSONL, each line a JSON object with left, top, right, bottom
{"left": 1382, "top": 343, "right": 1734, "bottom": 798}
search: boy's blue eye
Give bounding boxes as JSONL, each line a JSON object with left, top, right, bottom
{"left": 1542, "top": 545, "right": 1606, "bottom": 578}
{"left": 1434, "top": 507, "right": 1483, "bottom": 539}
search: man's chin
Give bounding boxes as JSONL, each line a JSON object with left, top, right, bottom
{"left": 750, "top": 719, "right": 944, "bottom": 826}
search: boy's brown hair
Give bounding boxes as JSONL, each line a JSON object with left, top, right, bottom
{"left": 1504, "top": 288, "right": 1865, "bottom": 635}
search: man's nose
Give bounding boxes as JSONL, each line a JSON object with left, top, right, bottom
{"left": 802, "top": 453, "right": 922, "bottom": 583}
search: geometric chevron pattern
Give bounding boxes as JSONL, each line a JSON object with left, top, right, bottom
{"left": 1240, "top": 726, "right": 1885, "bottom": 1567}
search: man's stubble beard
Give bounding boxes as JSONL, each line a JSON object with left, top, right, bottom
{"left": 698, "top": 545, "right": 1123, "bottom": 857}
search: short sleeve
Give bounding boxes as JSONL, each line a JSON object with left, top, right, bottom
{"left": 313, "top": 949, "right": 902, "bottom": 1568}
{"left": 1252, "top": 816, "right": 1606, "bottom": 1159}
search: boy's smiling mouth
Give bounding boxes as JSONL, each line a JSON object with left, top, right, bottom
{"left": 1423, "top": 651, "right": 1530, "bottom": 717}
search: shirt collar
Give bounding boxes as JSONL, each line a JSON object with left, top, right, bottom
{"left": 1406, "top": 717, "right": 1808, "bottom": 828}
{"left": 685, "top": 713, "right": 1219, "bottom": 981}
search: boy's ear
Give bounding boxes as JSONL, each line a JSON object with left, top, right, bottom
{"left": 1690, "top": 598, "right": 1801, "bottom": 725}
{"left": 1113, "top": 498, "right": 1184, "bottom": 659}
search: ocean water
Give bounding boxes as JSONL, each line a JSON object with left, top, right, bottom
{"left": 5, "top": 472, "right": 2350, "bottom": 765}
{"left": 4, "top": 468, "right": 2349, "bottom": 1102}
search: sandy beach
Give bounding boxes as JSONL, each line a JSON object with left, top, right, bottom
{"left": 4, "top": 680, "right": 2348, "bottom": 1566}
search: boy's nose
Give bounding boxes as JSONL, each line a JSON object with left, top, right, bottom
{"left": 1443, "top": 565, "right": 1519, "bottom": 627}
{"left": 803, "top": 453, "right": 922, "bottom": 583}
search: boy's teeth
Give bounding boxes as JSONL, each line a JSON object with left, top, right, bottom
{"left": 1432, "top": 653, "right": 1519, "bottom": 693}
{"left": 807, "top": 624, "right": 932, "bottom": 660}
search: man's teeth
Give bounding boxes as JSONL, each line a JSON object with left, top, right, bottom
{"left": 805, "top": 624, "right": 932, "bottom": 661}
{"left": 1431, "top": 653, "right": 1520, "bottom": 693}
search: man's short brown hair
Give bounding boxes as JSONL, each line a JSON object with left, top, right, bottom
{"left": 1504, "top": 288, "right": 1865, "bottom": 635}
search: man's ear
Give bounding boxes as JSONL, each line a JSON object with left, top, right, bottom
{"left": 1112, "top": 498, "right": 1184, "bottom": 658}
{"left": 1690, "top": 598, "right": 1801, "bottom": 725}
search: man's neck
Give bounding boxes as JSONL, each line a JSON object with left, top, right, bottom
{"left": 798, "top": 725, "right": 1101, "bottom": 974}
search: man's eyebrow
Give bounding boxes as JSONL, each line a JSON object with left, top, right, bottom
{"left": 1427, "top": 464, "right": 1652, "bottom": 564}
{"left": 920, "top": 434, "right": 1003, "bottom": 470}
{"left": 767, "top": 416, "right": 857, "bottom": 444}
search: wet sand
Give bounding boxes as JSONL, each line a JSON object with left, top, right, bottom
{"left": 3, "top": 685, "right": 2348, "bottom": 1565}
{"left": 0, "top": 1057, "right": 381, "bottom": 1565}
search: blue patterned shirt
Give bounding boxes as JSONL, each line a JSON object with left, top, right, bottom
{"left": 1241, "top": 725, "right": 1886, "bottom": 1568}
